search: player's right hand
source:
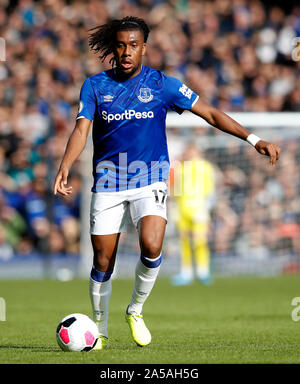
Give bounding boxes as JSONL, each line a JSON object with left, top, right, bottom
{"left": 53, "top": 167, "right": 73, "bottom": 196}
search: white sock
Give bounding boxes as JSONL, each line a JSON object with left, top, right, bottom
{"left": 196, "top": 265, "right": 210, "bottom": 279}
{"left": 89, "top": 277, "right": 112, "bottom": 338}
{"left": 127, "top": 254, "right": 162, "bottom": 315}
{"left": 181, "top": 266, "right": 193, "bottom": 279}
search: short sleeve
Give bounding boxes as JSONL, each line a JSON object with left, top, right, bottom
{"left": 76, "top": 78, "right": 96, "bottom": 121}
{"left": 163, "top": 75, "right": 199, "bottom": 115}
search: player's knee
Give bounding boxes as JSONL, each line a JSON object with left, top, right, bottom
{"left": 140, "top": 236, "right": 162, "bottom": 259}
{"left": 93, "top": 250, "right": 111, "bottom": 271}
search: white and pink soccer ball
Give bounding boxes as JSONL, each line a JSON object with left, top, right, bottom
{"left": 56, "top": 313, "right": 99, "bottom": 352}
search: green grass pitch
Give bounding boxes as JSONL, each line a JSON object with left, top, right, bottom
{"left": 0, "top": 276, "right": 300, "bottom": 364}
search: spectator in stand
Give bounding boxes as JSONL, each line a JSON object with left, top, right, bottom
{"left": 0, "top": 191, "right": 27, "bottom": 252}
{"left": 0, "top": 224, "right": 14, "bottom": 261}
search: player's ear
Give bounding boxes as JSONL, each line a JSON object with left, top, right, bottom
{"left": 142, "top": 43, "right": 146, "bottom": 56}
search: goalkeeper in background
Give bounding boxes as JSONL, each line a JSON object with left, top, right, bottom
{"left": 171, "top": 143, "right": 215, "bottom": 286}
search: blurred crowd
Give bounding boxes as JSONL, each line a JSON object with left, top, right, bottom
{"left": 200, "top": 140, "right": 300, "bottom": 259}
{"left": 0, "top": 0, "right": 299, "bottom": 260}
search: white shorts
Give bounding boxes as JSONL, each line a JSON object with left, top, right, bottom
{"left": 90, "top": 182, "right": 168, "bottom": 235}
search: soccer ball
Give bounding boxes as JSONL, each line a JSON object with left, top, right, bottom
{"left": 56, "top": 313, "right": 99, "bottom": 352}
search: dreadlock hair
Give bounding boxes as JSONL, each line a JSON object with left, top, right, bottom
{"left": 88, "top": 16, "right": 150, "bottom": 67}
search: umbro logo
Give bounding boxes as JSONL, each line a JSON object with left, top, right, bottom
{"left": 103, "top": 95, "right": 114, "bottom": 102}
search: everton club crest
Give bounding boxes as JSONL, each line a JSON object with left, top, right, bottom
{"left": 138, "top": 88, "right": 153, "bottom": 103}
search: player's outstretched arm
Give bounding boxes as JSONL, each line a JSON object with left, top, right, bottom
{"left": 53, "top": 118, "right": 92, "bottom": 196}
{"left": 191, "top": 98, "right": 281, "bottom": 166}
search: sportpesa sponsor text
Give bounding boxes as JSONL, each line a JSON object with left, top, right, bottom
{"left": 102, "top": 109, "right": 154, "bottom": 123}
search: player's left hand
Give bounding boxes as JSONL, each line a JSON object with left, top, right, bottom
{"left": 53, "top": 167, "right": 73, "bottom": 196}
{"left": 255, "top": 140, "right": 281, "bottom": 166}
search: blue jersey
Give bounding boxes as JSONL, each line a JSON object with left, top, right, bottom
{"left": 77, "top": 65, "right": 198, "bottom": 192}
